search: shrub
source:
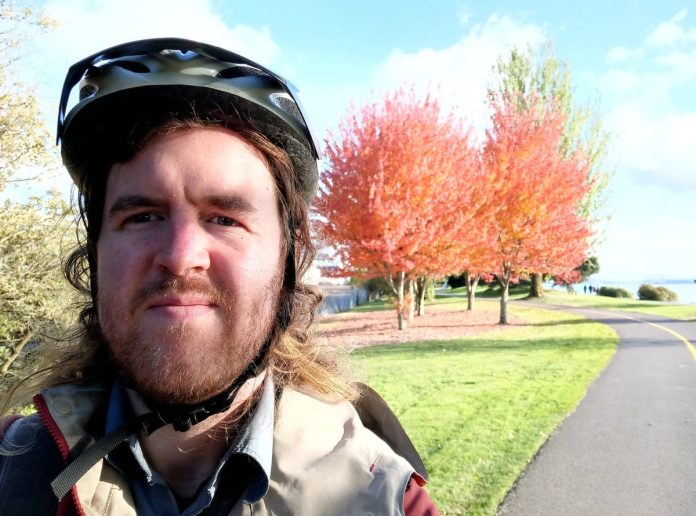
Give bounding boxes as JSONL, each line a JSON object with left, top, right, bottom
{"left": 447, "top": 273, "right": 467, "bottom": 289}
{"left": 638, "top": 284, "right": 678, "bottom": 302}
{"left": 656, "top": 287, "right": 678, "bottom": 302}
{"left": 358, "top": 277, "right": 393, "bottom": 300}
{"left": 598, "top": 286, "right": 633, "bottom": 299}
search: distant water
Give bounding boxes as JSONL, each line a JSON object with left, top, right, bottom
{"left": 569, "top": 280, "right": 696, "bottom": 304}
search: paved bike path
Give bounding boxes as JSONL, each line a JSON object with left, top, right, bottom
{"left": 499, "top": 307, "right": 696, "bottom": 516}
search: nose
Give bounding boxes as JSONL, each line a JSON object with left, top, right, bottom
{"left": 153, "top": 219, "right": 211, "bottom": 276}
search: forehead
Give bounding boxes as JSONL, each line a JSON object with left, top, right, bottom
{"left": 104, "top": 127, "right": 278, "bottom": 202}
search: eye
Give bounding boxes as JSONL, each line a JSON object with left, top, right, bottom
{"left": 210, "top": 215, "right": 238, "bottom": 227}
{"left": 124, "top": 212, "right": 159, "bottom": 225}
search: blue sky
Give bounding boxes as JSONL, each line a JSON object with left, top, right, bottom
{"left": 15, "top": 0, "right": 696, "bottom": 282}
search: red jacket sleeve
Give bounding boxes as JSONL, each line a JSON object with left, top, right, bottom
{"left": 403, "top": 474, "right": 439, "bottom": 515}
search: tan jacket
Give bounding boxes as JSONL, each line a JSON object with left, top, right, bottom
{"left": 37, "top": 383, "right": 423, "bottom": 515}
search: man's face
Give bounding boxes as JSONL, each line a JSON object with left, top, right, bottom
{"left": 96, "top": 127, "right": 284, "bottom": 405}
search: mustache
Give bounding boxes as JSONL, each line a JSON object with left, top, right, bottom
{"left": 132, "top": 275, "right": 233, "bottom": 313}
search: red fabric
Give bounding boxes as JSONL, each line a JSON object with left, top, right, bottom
{"left": 33, "top": 394, "right": 85, "bottom": 516}
{"left": 404, "top": 474, "right": 439, "bottom": 515}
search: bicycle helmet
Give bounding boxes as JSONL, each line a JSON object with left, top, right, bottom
{"left": 57, "top": 37, "right": 320, "bottom": 202}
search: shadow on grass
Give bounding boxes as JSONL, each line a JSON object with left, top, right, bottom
{"left": 436, "top": 291, "right": 530, "bottom": 302}
{"left": 342, "top": 297, "right": 495, "bottom": 313}
{"left": 352, "top": 336, "right": 615, "bottom": 358}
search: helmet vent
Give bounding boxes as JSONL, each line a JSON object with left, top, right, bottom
{"left": 79, "top": 84, "right": 98, "bottom": 100}
{"left": 111, "top": 60, "right": 151, "bottom": 73}
{"left": 216, "top": 65, "right": 268, "bottom": 79}
{"left": 271, "top": 93, "right": 302, "bottom": 123}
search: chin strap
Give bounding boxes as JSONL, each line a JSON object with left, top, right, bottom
{"left": 50, "top": 341, "right": 270, "bottom": 501}
{"left": 141, "top": 340, "right": 269, "bottom": 434}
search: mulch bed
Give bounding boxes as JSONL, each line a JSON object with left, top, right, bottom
{"left": 315, "top": 304, "right": 520, "bottom": 349}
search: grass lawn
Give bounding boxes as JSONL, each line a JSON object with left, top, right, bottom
{"left": 437, "top": 283, "right": 696, "bottom": 320}
{"left": 536, "top": 290, "right": 696, "bottom": 320}
{"left": 350, "top": 299, "right": 617, "bottom": 515}
{"left": 444, "top": 283, "right": 531, "bottom": 301}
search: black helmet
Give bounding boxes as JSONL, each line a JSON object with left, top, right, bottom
{"left": 57, "top": 37, "right": 320, "bottom": 202}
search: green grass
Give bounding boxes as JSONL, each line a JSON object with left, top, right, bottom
{"left": 444, "top": 283, "right": 530, "bottom": 301}
{"left": 437, "top": 284, "right": 696, "bottom": 320}
{"left": 537, "top": 290, "right": 696, "bottom": 320}
{"left": 349, "top": 298, "right": 391, "bottom": 312}
{"left": 350, "top": 302, "right": 617, "bottom": 515}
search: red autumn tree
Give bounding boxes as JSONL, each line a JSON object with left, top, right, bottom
{"left": 318, "top": 87, "right": 479, "bottom": 330}
{"left": 483, "top": 95, "right": 593, "bottom": 324}
{"left": 408, "top": 138, "right": 483, "bottom": 317}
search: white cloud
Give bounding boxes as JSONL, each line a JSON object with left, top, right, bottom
{"left": 371, "top": 14, "right": 547, "bottom": 130}
{"left": 646, "top": 9, "right": 695, "bottom": 47}
{"left": 608, "top": 105, "right": 696, "bottom": 191}
{"left": 605, "top": 45, "right": 644, "bottom": 63}
{"left": 654, "top": 47, "right": 696, "bottom": 81}
{"left": 594, "top": 9, "right": 696, "bottom": 193}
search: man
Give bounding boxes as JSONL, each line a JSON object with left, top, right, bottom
{"left": 0, "top": 38, "right": 437, "bottom": 515}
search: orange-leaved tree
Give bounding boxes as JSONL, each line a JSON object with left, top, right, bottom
{"left": 492, "top": 46, "right": 611, "bottom": 297}
{"left": 483, "top": 94, "right": 593, "bottom": 324}
{"left": 409, "top": 127, "right": 483, "bottom": 317}
{"left": 318, "top": 87, "right": 478, "bottom": 330}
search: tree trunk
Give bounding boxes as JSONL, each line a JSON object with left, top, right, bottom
{"left": 499, "top": 272, "right": 511, "bottom": 324}
{"left": 407, "top": 278, "right": 415, "bottom": 322}
{"left": 465, "top": 272, "right": 480, "bottom": 311}
{"left": 396, "top": 271, "right": 407, "bottom": 330}
{"left": 415, "top": 276, "right": 428, "bottom": 316}
{"left": 529, "top": 272, "right": 544, "bottom": 298}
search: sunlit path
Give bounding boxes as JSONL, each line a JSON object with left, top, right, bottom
{"left": 499, "top": 307, "right": 696, "bottom": 516}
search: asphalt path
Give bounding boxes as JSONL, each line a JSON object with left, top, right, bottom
{"left": 499, "top": 306, "right": 696, "bottom": 516}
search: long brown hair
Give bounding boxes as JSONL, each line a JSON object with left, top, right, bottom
{"left": 2, "top": 111, "right": 356, "bottom": 415}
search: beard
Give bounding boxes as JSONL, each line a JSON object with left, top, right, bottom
{"left": 98, "top": 267, "right": 282, "bottom": 406}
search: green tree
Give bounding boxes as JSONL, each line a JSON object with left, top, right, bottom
{"left": 491, "top": 45, "right": 611, "bottom": 298}
{"left": 0, "top": 193, "right": 74, "bottom": 378}
{"left": 0, "top": 1, "right": 55, "bottom": 187}
{"left": 0, "top": 1, "right": 73, "bottom": 389}
{"left": 576, "top": 256, "right": 600, "bottom": 281}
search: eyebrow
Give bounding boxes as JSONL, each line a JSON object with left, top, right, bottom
{"left": 203, "top": 195, "right": 257, "bottom": 217}
{"left": 107, "top": 194, "right": 258, "bottom": 218}
{"left": 108, "top": 195, "right": 159, "bottom": 218}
